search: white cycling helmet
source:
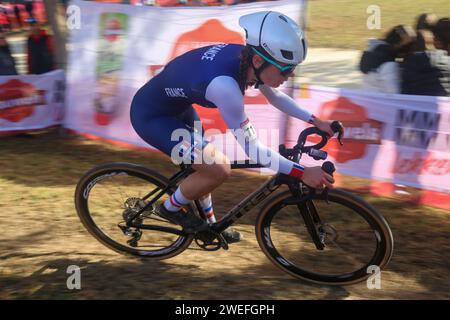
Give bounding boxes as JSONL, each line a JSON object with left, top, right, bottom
{"left": 239, "top": 11, "right": 307, "bottom": 65}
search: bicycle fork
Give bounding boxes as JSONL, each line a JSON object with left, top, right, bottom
{"left": 287, "top": 183, "right": 326, "bottom": 250}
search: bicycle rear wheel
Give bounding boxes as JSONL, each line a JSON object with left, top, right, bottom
{"left": 75, "top": 162, "right": 194, "bottom": 259}
{"left": 256, "top": 189, "right": 394, "bottom": 285}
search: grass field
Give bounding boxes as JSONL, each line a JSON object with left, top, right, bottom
{"left": 307, "top": 0, "right": 450, "bottom": 49}
{"left": 0, "top": 130, "right": 449, "bottom": 299}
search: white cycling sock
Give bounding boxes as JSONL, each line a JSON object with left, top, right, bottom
{"left": 199, "top": 194, "right": 216, "bottom": 224}
{"left": 164, "top": 187, "right": 190, "bottom": 212}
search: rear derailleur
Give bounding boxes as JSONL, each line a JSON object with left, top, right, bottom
{"left": 118, "top": 197, "right": 154, "bottom": 247}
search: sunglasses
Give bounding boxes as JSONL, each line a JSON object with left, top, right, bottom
{"left": 252, "top": 47, "right": 297, "bottom": 76}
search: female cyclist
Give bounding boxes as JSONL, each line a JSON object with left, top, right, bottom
{"left": 130, "top": 11, "right": 338, "bottom": 243}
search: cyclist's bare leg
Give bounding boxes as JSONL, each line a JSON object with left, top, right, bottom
{"left": 178, "top": 143, "right": 231, "bottom": 200}
{"left": 168, "top": 144, "right": 242, "bottom": 241}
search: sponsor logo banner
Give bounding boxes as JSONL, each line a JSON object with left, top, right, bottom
{"left": 65, "top": 0, "right": 301, "bottom": 149}
{"left": 0, "top": 70, "right": 65, "bottom": 132}
{"left": 290, "top": 86, "right": 450, "bottom": 194}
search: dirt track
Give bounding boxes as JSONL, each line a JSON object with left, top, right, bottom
{"left": 0, "top": 132, "right": 449, "bottom": 299}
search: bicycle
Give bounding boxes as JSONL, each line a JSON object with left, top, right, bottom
{"left": 75, "top": 122, "right": 394, "bottom": 285}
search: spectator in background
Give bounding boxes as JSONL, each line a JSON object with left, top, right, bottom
{"left": 0, "top": 7, "right": 11, "bottom": 32}
{"left": 414, "top": 13, "right": 438, "bottom": 51}
{"left": 14, "top": 5, "right": 22, "bottom": 29}
{"left": 416, "top": 13, "right": 438, "bottom": 31}
{"left": 0, "top": 33, "right": 17, "bottom": 75}
{"left": 60, "top": 0, "right": 70, "bottom": 10}
{"left": 26, "top": 18, "right": 55, "bottom": 74}
{"left": 25, "top": 0, "right": 34, "bottom": 20}
{"left": 401, "top": 17, "right": 450, "bottom": 97}
{"left": 434, "top": 18, "right": 450, "bottom": 54}
{"left": 360, "top": 25, "right": 416, "bottom": 94}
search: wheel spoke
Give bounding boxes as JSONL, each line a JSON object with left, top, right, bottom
{"left": 325, "top": 239, "right": 366, "bottom": 268}
{"left": 75, "top": 165, "right": 192, "bottom": 258}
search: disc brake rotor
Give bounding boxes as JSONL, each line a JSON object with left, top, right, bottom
{"left": 319, "top": 223, "right": 338, "bottom": 245}
{"left": 122, "top": 197, "right": 153, "bottom": 223}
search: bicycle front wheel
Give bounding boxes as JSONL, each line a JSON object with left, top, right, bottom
{"left": 256, "top": 189, "right": 394, "bottom": 285}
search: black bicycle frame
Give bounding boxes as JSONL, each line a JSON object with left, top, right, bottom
{"left": 123, "top": 124, "right": 341, "bottom": 246}
{"left": 126, "top": 159, "right": 294, "bottom": 234}
{"left": 209, "top": 162, "right": 281, "bottom": 234}
{"left": 127, "top": 160, "right": 322, "bottom": 244}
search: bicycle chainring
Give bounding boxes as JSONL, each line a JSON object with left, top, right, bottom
{"left": 195, "top": 230, "right": 228, "bottom": 251}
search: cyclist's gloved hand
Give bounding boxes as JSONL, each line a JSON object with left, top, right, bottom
{"left": 300, "top": 166, "right": 335, "bottom": 189}
{"left": 330, "top": 121, "right": 345, "bottom": 146}
{"left": 310, "top": 116, "right": 334, "bottom": 137}
{"left": 311, "top": 117, "right": 345, "bottom": 145}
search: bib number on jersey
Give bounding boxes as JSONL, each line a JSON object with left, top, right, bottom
{"left": 240, "top": 118, "right": 257, "bottom": 142}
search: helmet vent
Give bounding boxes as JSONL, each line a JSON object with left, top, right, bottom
{"left": 301, "top": 38, "right": 306, "bottom": 54}
{"left": 278, "top": 15, "right": 288, "bottom": 23}
{"left": 280, "top": 49, "right": 293, "bottom": 60}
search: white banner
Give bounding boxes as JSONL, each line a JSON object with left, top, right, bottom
{"left": 289, "top": 86, "right": 450, "bottom": 194}
{"left": 64, "top": 0, "right": 450, "bottom": 197}
{"left": 0, "top": 70, "right": 65, "bottom": 133}
{"left": 64, "top": 0, "right": 303, "bottom": 153}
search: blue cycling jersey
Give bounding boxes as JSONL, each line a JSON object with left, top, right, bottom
{"left": 136, "top": 43, "right": 244, "bottom": 110}
{"left": 130, "top": 43, "right": 313, "bottom": 176}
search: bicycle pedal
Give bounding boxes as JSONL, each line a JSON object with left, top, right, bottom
{"left": 217, "top": 234, "right": 229, "bottom": 251}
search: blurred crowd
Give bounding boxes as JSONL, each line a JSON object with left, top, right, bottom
{"left": 360, "top": 13, "right": 450, "bottom": 97}
{"left": 1, "top": 2, "right": 448, "bottom": 98}
{"left": 0, "top": 0, "right": 54, "bottom": 76}
{"left": 0, "top": 0, "right": 277, "bottom": 77}
{"left": 0, "top": 0, "right": 46, "bottom": 31}
{"left": 85, "top": 0, "right": 273, "bottom": 6}
{"left": 153, "top": 0, "right": 275, "bottom": 5}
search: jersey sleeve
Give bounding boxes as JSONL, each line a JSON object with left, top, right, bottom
{"left": 205, "top": 76, "right": 305, "bottom": 177}
{"left": 259, "top": 84, "right": 314, "bottom": 122}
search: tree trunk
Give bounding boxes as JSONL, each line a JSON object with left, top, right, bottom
{"left": 42, "top": 0, "right": 67, "bottom": 71}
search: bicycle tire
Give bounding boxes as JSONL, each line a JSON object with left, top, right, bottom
{"left": 75, "top": 162, "right": 194, "bottom": 259}
{"left": 255, "top": 188, "right": 394, "bottom": 285}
